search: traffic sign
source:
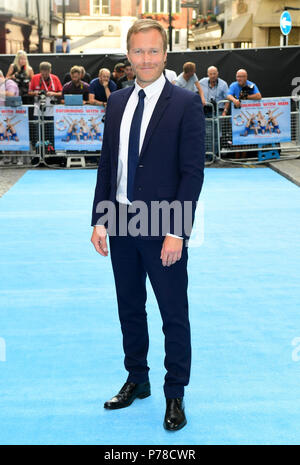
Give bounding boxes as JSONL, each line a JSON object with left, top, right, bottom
{"left": 280, "top": 11, "right": 292, "bottom": 36}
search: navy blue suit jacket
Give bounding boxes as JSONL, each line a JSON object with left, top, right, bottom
{"left": 91, "top": 78, "right": 205, "bottom": 241}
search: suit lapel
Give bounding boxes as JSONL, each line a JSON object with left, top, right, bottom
{"left": 139, "top": 79, "right": 173, "bottom": 162}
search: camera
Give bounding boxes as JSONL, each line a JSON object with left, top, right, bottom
{"left": 14, "top": 65, "right": 30, "bottom": 95}
{"left": 210, "top": 97, "right": 217, "bottom": 111}
{"left": 239, "top": 84, "right": 254, "bottom": 101}
{"left": 50, "top": 96, "right": 58, "bottom": 105}
{"left": 38, "top": 90, "right": 47, "bottom": 103}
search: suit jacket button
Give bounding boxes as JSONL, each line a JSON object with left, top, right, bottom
{"left": 139, "top": 164, "right": 144, "bottom": 168}
{"left": 138, "top": 187, "right": 142, "bottom": 191}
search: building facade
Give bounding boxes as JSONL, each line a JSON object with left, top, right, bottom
{"left": 140, "top": 0, "right": 193, "bottom": 51}
{"left": 57, "top": 0, "right": 138, "bottom": 53}
{"left": 220, "top": 0, "right": 300, "bottom": 49}
{"left": 190, "top": 0, "right": 300, "bottom": 50}
{"left": 0, "top": 0, "right": 61, "bottom": 54}
{"left": 57, "top": 0, "right": 192, "bottom": 53}
{"left": 190, "top": 0, "right": 224, "bottom": 50}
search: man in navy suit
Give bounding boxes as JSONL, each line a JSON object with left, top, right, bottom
{"left": 91, "top": 19, "right": 205, "bottom": 431}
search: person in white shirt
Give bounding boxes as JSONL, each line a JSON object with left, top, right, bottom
{"left": 175, "top": 61, "right": 206, "bottom": 105}
{"left": 164, "top": 68, "right": 177, "bottom": 84}
{"left": 91, "top": 19, "right": 205, "bottom": 432}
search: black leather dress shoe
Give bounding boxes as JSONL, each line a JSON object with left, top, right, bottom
{"left": 104, "top": 381, "right": 151, "bottom": 409}
{"left": 163, "top": 397, "right": 187, "bottom": 431}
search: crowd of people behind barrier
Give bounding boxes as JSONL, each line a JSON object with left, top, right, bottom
{"left": 0, "top": 49, "right": 264, "bottom": 165}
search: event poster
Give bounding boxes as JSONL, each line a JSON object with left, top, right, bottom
{"left": 231, "top": 98, "right": 291, "bottom": 146}
{"left": 0, "top": 106, "right": 30, "bottom": 151}
{"left": 54, "top": 105, "right": 105, "bottom": 151}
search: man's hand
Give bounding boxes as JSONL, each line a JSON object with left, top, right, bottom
{"left": 233, "top": 98, "right": 241, "bottom": 108}
{"left": 160, "top": 236, "right": 183, "bottom": 267}
{"left": 102, "top": 79, "right": 109, "bottom": 88}
{"left": 91, "top": 225, "right": 109, "bottom": 256}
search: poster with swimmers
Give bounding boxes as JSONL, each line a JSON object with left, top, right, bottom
{"left": 54, "top": 105, "right": 105, "bottom": 151}
{"left": 231, "top": 98, "right": 291, "bottom": 146}
{"left": 0, "top": 106, "right": 30, "bottom": 151}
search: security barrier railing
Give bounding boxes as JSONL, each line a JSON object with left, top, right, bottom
{"left": 0, "top": 99, "right": 299, "bottom": 168}
{"left": 0, "top": 105, "right": 41, "bottom": 167}
{"left": 216, "top": 96, "right": 300, "bottom": 164}
{"left": 203, "top": 102, "right": 215, "bottom": 165}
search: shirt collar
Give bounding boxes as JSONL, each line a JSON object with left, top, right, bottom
{"left": 208, "top": 78, "right": 218, "bottom": 88}
{"left": 134, "top": 73, "right": 166, "bottom": 100}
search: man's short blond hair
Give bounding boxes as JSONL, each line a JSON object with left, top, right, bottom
{"left": 183, "top": 62, "right": 196, "bottom": 73}
{"left": 127, "top": 19, "right": 167, "bottom": 52}
{"left": 70, "top": 65, "right": 81, "bottom": 75}
{"left": 99, "top": 68, "right": 111, "bottom": 76}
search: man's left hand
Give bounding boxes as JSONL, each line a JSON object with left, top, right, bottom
{"left": 160, "top": 236, "right": 183, "bottom": 267}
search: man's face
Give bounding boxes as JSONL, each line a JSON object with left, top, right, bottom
{"left": 124, "top": 65, "right": 134, "bottom": 80}
{"left": 236, "top": 71, "right": 247, "bottom": 87}
{"left": 184, "top": 69, "right": 195, "bottom": 79}
{"left": 99, "top": 71, "right": 110, "bottom": 84}
{"left": 115, "top": 68, "right": 125, "bottom": 79}
{"left": 71, "top": 72, "right": 81, "bottom": 85}
{"left": 208, "top": 68, "right": 218, "bottom": 82}
{"left": 127, "top": 29, "right": 167, "bottom": 87}
{"left": 41, "top": 69, "right": 50, "bottom": 80}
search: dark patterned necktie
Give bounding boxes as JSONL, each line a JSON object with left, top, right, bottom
{"left": 127, "top": 88, "right": 146, "bottom": 202}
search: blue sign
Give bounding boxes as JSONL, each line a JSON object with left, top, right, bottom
{"left": 280, "top": 11, "right": 292, "bottom": 36}
{"left": 231, "top": 98, "right": 291, "bottom": 146}
{"left": 54, "top": 105, "right": 105, "bottom": 152}
{"left": 0, "top": 106, "right": 30, "bottom": 151}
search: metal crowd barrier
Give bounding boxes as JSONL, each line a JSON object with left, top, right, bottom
{"left": 39, "top": 105, "right": 101, "bottom": 169}
{"left": 203, "top": 102, "right": 215, "bottom": 165}
{"left": 1, "top": 98, "right": 299, "bottom": 169}
{"left": 0, "top": 105, "right": 41, "bottom": 168}
{"left": 216, "top": 96, "right": 300, "bottom": 164}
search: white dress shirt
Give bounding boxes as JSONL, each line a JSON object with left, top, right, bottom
{"left": 116, "top": 73, "right": 182, "bottom": 239}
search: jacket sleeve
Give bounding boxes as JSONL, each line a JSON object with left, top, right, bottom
{"left": 172, "top": 93, "right": 205, "bottom": 240}
{"left": 91, "top": 101, "right": 112, "bottom": 227}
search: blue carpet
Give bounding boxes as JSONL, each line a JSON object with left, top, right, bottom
{"left": 0, "top": 167, "right": 299, "bottom": 445}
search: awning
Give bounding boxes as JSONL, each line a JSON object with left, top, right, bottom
{"left": 221, "top": 13, "right": 252, "bottom": 43}
{"left": 192, "top": 24, "right": 222, "bottom": 47}
{"left": 253, "top": 0, "right": 300, "bottom": 27}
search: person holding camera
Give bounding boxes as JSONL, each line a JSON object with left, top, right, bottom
{"left": 6, "top": 50, "right": 33, "bottom": 104}
{"left": 223, "top": 69, "right": 261, "bottom": 116}
{"left": 28, "top": 61, "right": 62, "bottom": 117}
{"left": 28, "top": 62, "right": 62, "bottom": 164}
{"left": 199, "top": 66, "right": 228, "bottom": 116}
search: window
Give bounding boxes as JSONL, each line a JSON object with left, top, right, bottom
{"left": 175, "top": 0, "right": 180, "bottom": 13}
{"left": 92, "top": 0, "right": 110, "bottom": 15}
{"left": 175, "top": 30, "right": 180, "bottom": 44}
{"left": 159, "top": 0, "right": 165, "bottom": 13}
